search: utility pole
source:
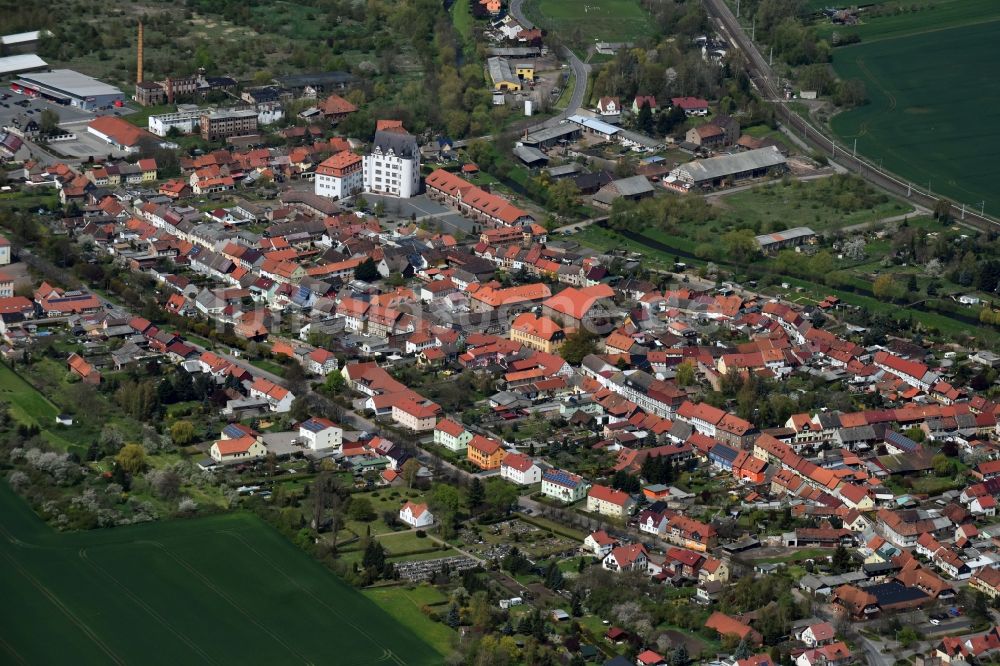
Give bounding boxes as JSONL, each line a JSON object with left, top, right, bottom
{"left": 961, "top": 203, "right": 965, "bottom": 220}
{"left": 906, "top": 183, "right": 911, "bottom": 197}
{"left": 769, "top": 47, "right": 773, "bottom": 67}
{"left": 737, "top": 0, "right": 740, "bottom": 18}
{"left": 831, "top": 140, "right": 836, "bottom": 158}
{"left": 980, "top": 201, "right": 986, "bottom": 215}
{"left": 927, "top": 180, "right": 931, "bottom": 195}
{"left": 752, "top": 17, "right": 755, "bottom": 41}
{"left": 852, "top": 138, "right": 857, "bottom": 158}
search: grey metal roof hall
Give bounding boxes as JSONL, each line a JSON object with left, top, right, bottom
{"left": 755, "top": 226, "right": 816, "bottom": 247}
{"left": 673, "top": 146, "right": 786, "bottom": 184}
{"left": 521, "top": 123, "right": 580, "bottom": 147}
{"left": 611, "top": 175, "right": 654, "bottom": 197}
{"left": 513, "top": 145, "right": 549, "bottom": 165}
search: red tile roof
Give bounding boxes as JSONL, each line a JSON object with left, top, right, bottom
{"left": 588, "top": 484, "right": 632, "bottom": 507}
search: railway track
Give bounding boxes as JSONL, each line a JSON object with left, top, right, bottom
{"left": 702, "top": 0, "right": 997, "bottom": 232}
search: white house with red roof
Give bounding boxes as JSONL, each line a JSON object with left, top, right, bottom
{"left": 434, "top": 418, "right": 473, "bottom": 452}
{"left": 0, "top": 234, "right": 10, "bottom": 265}
{"left": 602, "top": 543, "right": 649, "bottom": 572}
{"left": 596, "top": 96, "right": 619, "bottom": 116}
{"left": 798, "top": 621, "right": 837, "bottom": 648}
{"left": 670, "top": 96, "right": 709, "bottom": 116}
{"left": 583, "top": 530, "right": 620, "bottom": 558}
{"left": 794, "top": 641, "right": 851, "bottom": 666}
{"left": 305, "top": 348, "right": 338, "bottom": 376}
{"left": 247, "top": 376, "right": 295, "bottom": 412}
{"left": 210, "top": 435, "right": 267, "bottom": 463}
{"left": 298, "top": 417, "right": 343, "bottom": 451}
{"left": 399, "top": 501, "right": 434, "bottom": 528}
{"left": 500, "top": 452, "right": 541, "bottom": 485}
{"left": 971, "top": 495, "right": 997, "bottom": 516}
{"left": 873, "top": 350, "right": 938, "bottom": 392}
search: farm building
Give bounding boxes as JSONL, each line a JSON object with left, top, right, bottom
{"left": 487, "top": 58, "right": 521, "bottom": 91}
{"left": 520, "top": 124, "right": 581, "bottom": 149}
{"left": 592, "top": 175, "right": 654, "bottom": 207}
{"left": 513, "top": 145, "right": 549, "bottom": 167}
{"left": 669, "top": 147, "right": 787, "bottom": 189}
{"left": 755, "top": 227, "right": 817, "bottom": 253}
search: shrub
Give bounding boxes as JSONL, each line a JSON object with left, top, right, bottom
{"left": 415, "top": 529, "right": 426, "bottom": 538}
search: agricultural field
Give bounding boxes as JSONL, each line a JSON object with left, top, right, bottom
{"left": 827, "top": 6, "right": 1000, "bottom": 214}
{"left": 814, "top": 0, "right": 1000, "bottom": 43}
{"left": 0, "top": 484, "right": 444, "bottom": 665}
{"left": 522, "top": 0, "right": 654, "bottom": 47}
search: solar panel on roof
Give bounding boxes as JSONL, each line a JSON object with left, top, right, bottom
{"left": 544, "top": 469, "right": 580, "bottom": 487}
{"left": 223, "top": 424, "right": 246, "bottom": 438}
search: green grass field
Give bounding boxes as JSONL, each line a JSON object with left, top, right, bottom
{"left": 821, "top": 0, "right": 1000, "bottom": 214}
{"left": 0, "top": 362, "right": 86, "bottom": 451}
{"left": 830, "top": 19, "right": 1000, "bottom": 214}
{"left": 815, "top": 0, "right": 1000, "bottom": 43}
{"left": 522, "top": 0, "right": 653, "bottom": 46}
{"left": 0, "top": 362, "right": 60, "bottom": 427}
{"left": 0, "top": 484, "right": 444, "bottom": 665}
{"left": 711, "top": 180, "right": 912, "bottom": 234}
{"left": 362, "top": 586, "right": 455, "bottom": 656}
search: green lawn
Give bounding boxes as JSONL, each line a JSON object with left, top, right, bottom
{"left": 250, "top": 358, "right": 287, "bottom": 378}
{"left": 450, "top": 0, "right": 474, "bottom": 44}
{"left": 522, "top": 0, "right": 653, "bottom": 48}
{"left": 0, "top": 362, "right": 60, "bottom": 427}
{"left": 0, "top": 189, "right": 61, "bottom": 213}
{"left": 711, "top": 180, "right": 912, "bottom": 233}
{"left": 362, "top": 586, "right": 455, "bottom": 656}
{"left": 0, "top": 483, "right": 444, "bottom": 664}
{"left": 830, "top": 17, "right": 1000, "bottom": 215}
{"left": 376, "top": 530, "right": 438, "bottom": 556}
{"left": 0, "top": 361, "right": 86, "bottom": 451}
{"left": 123, "top": 103, "right": 178, "bottom": 128}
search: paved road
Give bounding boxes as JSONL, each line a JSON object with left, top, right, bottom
{"left": 702, "top": 0, "right": 997, "bottom": 231}
{"left": 509, "top": 0, "right": 591, "bottom": 130}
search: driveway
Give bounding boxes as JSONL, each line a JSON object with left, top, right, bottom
{"left": 509, "top": 0, "right": 591, "bottom": 130}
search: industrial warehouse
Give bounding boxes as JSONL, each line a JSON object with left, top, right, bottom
{"left": 10, "top": 69, "right": 124, "bottom": 110}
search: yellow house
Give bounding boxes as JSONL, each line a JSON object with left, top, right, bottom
{"left": 467, "top": 434, "right": 505, "bottom": 470}
{"left": 971, "top": 567, "right": 1000, "bottom": 599}
{"left": 699, "top": 557, "right": 730, "bottom": 583}
{"left": 139, "top": 158, "right": 158, "bottom": 182}
{"left": 209, "top": 435, "right": 267, "bottom": 463}
{"left": 509, "top": 312, "right": 565, "bottom": 353}
{"left": 515, "top": 63, "right": 535, "bottom": 82}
